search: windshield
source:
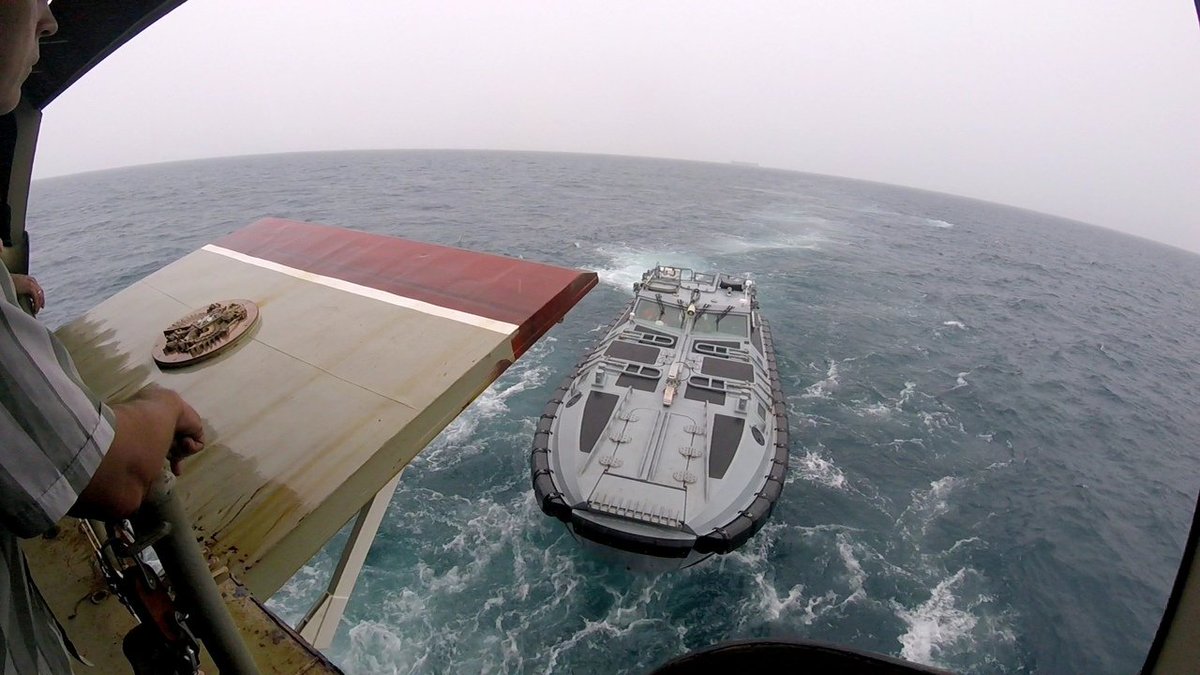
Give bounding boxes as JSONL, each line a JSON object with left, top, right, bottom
{"left": 633, "top": 298, "right": 685, "bottom": 329}
{"left": 693, "top": 311, "right": 749, "bottom": 337}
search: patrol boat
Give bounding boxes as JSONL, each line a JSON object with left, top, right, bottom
{"left": 532, "top": 266, "right": 789, "bottom": 569}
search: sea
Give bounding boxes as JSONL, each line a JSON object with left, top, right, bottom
{"left": 27, "top": 150, "right": 1200, "bottom": 674}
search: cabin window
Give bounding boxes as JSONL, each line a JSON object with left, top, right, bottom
{"left": 693, "top": 312, "right": 749, "bottom": 338}
{"left": 633, "top": 299, "right": 685, "bottom": 329}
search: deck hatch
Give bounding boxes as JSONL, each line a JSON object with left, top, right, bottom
{"left": 605, "top": 340, "right": 660, "bottom": 365}
{"left": 683, "top": 385, "right": 725, "bottom": 405}
{"left": 626, "top": 330, "right": 677, "bottom": 348}
{"left": 615, "top": 363, "right": 661, "bottom": 392}
{"left": 580, "top": 391, "right": 619, "bottom": 454}
{"left": 709, "top": 414, "right": 746, "bottom": 479}
{"left": 701, "top": 357, "right": 754, "bottom": 382}
{"left": 694, "top": 342, "right": 747, "bottom": 359}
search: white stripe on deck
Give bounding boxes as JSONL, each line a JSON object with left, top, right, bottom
{"left": 202, "top": 244, "right": 518, "bottom": 334}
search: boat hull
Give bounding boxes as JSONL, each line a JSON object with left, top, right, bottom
{"left": 532, "top": 266, "right": 789, "bottom": 567}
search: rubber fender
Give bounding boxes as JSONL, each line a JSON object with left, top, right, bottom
{"left": 721, "top": 516, "right": 753, "bottom": 547}
{"left": 775, "top": 429, "right": 789, "bottom": 449}
{"left": 532, "top": 471, "right": 553, "bottom": 494}
{"left": 534, "top": 480, "right": 571, "bottom": 520}
{"left": 762, "top": 477, "right": 783, "bottom": 501}
{"left": 695, "top": 527, "right": 732, "bottom": 554}
{"left": 744, "top": 496, "right": 772, "bottom": 520}
{"left": 535, "top": 417, "right": 554, "bottom": 434}
{"left": 768, "top": 459, "right": 787, "bottom": 483}
{"left": 541, "top": 494, "right": 571, "bottom": 521}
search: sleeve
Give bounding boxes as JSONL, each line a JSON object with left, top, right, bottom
{"left": 0, "top": 285, "right": 114, "bottom": 538}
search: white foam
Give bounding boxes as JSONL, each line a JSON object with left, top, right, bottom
{"left": 708, "top": 232, "right": 825, "bottom": 255}
{"left": 748, "top": 573, "right": 811, "bottom": 622}
{"left": 344, "top": 620, "right": 417, "bottom": 674}
{"left": 926, "top": 219, "right": 956, "bottom": 229}
{"left": 835, "top": 534, "right": 868, "bottom": 606}
{"left": 898, "top": 476, "right": 960, "bottom": 538}
{"left": 946, "top": 537, "right": 982, "bottom": 555}
{"left": 895, "top": 569, "right": 978, "bottom": 666}
{"left": 856, "top": 402, "right": 893, "bottom": 418}
{"left": 794, "top": 450, "right": 848, "bottom": 490}
{"left": 596, "top": 262, "right": 652, "bottom": 293}
{"left": 592, "top": 245, "right": 710, "bottom": 293}
{"left": 801, "top": 361, "right": 841, "bottom": 399}
{"left": 858, "top": 381, "right": 919, "bottom": 418}
{"left": 920, "top": 411, "right": 963, "bottom": 433}
{"left": 942, "top": 320, "right": 967, "bottom": 329}
{"left": 416, "top": 343, "right": 551, "bottom": 471}
{"left": 886, "top": 438, "right": 927, "bottom": 452}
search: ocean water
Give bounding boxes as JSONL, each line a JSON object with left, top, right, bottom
{"left": 27, "top": 150, "right": 1200, "bottom": 674}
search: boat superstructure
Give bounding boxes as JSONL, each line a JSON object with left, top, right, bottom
{"left": 532, "top": 266, "right": 789, "bottom": 568}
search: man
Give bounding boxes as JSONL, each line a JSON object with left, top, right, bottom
{"left": 1, "top": 1, "right": 206, "bottom": 671}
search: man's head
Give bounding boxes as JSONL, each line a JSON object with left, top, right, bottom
{"left": 0, "top": 0, "right": 57, "bottom": 114}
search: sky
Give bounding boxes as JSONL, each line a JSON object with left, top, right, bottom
{"left": 31, "top": 0, "right": 1200, "bottom": 253}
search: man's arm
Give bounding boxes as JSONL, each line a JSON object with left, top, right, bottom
{"left": 71, "top": 384, "right": 205, "bottom": 519}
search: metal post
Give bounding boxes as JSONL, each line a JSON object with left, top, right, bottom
{"left": 132, "top": 472, "right": 261, "bottom": 675}
{"left": 297, "top": 471, "right": 403, "bottom": 649}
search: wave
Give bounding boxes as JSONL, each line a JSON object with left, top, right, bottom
{"left": 801, "top": 361, "right": 841, "bottom": 399}
{"left": 895, "top": 568, "right": 978, "bottom": 665}
{"left": 706, "top": 232, "right": 827, "bottom": 255}
{"left": 898, "top": 476, "right": 960, "bottom": 539}
{"left": 793, "top": 449, "right": 848, "bottom": 490}
{"left": 414, "top": 341, "right": 553, "bottom": 471}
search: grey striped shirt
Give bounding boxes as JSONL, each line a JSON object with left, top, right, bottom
{"left": 1, "top": 266, "right": 114, "bottom": 674}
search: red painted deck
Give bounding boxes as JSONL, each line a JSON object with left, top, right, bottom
{"left": 215, "top": 218, "right": 597, "bottom": 357}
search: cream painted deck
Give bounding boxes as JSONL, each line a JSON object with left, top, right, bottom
{"left": 25, "top": 218, "right": 597, "bottom": 673}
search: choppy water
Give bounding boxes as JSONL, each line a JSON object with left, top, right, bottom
{"left": 28, "top": 150, "right": 1200, "bottom": 673}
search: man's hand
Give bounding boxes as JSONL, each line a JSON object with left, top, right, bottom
{"left": 11, "top": 274, "right": 45, "bottom": 314}
{"left": 72, "top": 383, "right": 206, "bottom": 519}
{"left": 169, "top": 396, "right": 205, "bottom": 475}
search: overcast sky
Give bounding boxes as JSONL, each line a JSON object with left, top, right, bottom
{"left": 32, "top": 1, "right": 1200, "bottom": 253}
